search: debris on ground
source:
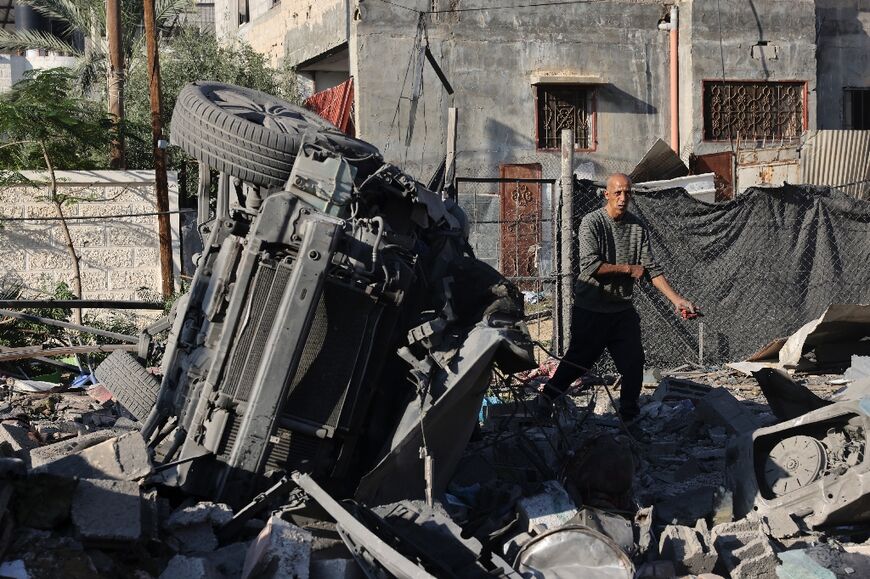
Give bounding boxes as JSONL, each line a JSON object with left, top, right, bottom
{"left": 0, "top": 82, "right": 868, "bottom": 578}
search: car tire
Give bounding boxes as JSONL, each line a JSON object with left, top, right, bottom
{"left": 95, "top": 350, "right": 161, "bottom": 422}
{"left": 170, "top": 81, "right": 380, "bottom": 188}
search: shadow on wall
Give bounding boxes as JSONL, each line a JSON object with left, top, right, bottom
{"left": 596, "top": 84, "right": 658, "bottom": 115}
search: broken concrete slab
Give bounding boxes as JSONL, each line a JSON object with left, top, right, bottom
{"left": 166, "top": 501, "right": 233, "bottom": 528}
{"left": 159, "top": 555, "right": 221, "bottom": 579}
{"left": 516, "top": 480, "right": 578, "bottom": 532}
{"left": 71, "top": 478, "right": 141, "bottom": 544}
{"left": 659, "top": 524, "right": 718, "bottom": 575}
{"left": 696, "top": 388, "right": 760, "bottom": 435}
{"left": 653, "top": 377, "right": 712, "bottom": 402}
{"left": 32, "top": 431, "right": 151, "bottom": 481}
{"left": 168, "top": 523, "right": 218, "bottom": 554}
{"left": 27, "top": 427, "right": 126, "bottom": 469}
{"left": 241, "top": 515, "right": 312, "bottom": 579}
{"left": 0, "top": 422, "right": 40, "bottom": 457}
{"left": 210, "top": 542, "right": 249, "bottom": 579}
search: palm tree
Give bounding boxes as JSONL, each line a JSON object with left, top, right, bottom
{"left": 0, "top": 0, "right": 191, "bottom": 95}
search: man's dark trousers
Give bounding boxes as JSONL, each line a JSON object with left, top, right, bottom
{"left": 545, "top": 306, "right": 644, "bottom": 419}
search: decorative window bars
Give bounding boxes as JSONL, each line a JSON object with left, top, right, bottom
{"left": 536, "top": 85, "right": 593, "bottom": 150}
{"left": 704, "top": 81, "right": 804, "bottom": 141}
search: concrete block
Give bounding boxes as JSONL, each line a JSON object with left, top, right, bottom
{"left": 32, "top": 432, "right": 151, "bottom": 481}
{"left": 80, "top": 248, "right": 134, "bottom": 269}
{"left": 81, "top": 269, "right": 108, "bottom": 292}
{"left": 712, "top": 526, "right": 777, "bottom": 579}
{"left": 159, "top": 555, "right": 221, "bottom": 579}
{"left": 659, "top": 524, "right": 717, "bottom": 575}
{"left": 763, "top": 510, "right": 802, "bottom": 539}
{"left": 169, "top": 523, "right": 218, "bottom": 554}
{"left": 108, "top": 268, "right": 160, "bottom": 290}
{"left": 211, "top": 542, "right": 249, "bottom": 579}
{"left": 71, "top": 478, "right": 141, "bottom": 544}
{"left": 107, "top": 226, "right": 157, "bottom": 247}
{"left": 28, "top": 428, "right": 125, "bottom": 468}
{"left": 516, "top": 480, "right": 578, "bottom": 532}
{"left": 241, "top": 515, "right": 312, "bottom": 579}
{"left": 0, "top": 422, "right": 40, "bottom": 456}
{"left": 166, "top": 502, "right": 234, "bottom": 528}
{"left": 696, "top": 388, "right": 760, "bottom": 434}
{"left": 65, "top": 225, "right": 106, "bottom": 248}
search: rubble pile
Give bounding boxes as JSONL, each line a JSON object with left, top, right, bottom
{"left": 1, "top": 81, "right": 869, "bottom": 577}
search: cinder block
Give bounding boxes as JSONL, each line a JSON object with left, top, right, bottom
{"left": 80, "top": 248, "right": 134, "bottom": 269}
{"left": 659, "top": 524, "right": 717, "bottom": 575}
{"left": 696, "top": 388, "right": 760, "bottom": 434}
{"left": 71, "top": 478, "right": 141, "bottom": 543}
{"left": 0, "top": 423, "right": 40, "bottom": 457}
{"left": 32, "top": 432, "right": 151, "bottom": 481}
{"left": 242, "top": 515, "right": 312, "bottom": 579}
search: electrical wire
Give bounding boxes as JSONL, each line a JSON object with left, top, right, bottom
{"left": 373, "top": 0, "right": 616, "bottom": 14}
{"left": 0, "top": 209, "right": 196, "bottom": 222}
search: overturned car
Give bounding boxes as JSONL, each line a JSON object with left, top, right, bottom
{"left": 131, "top": 82, "right": 535, "bottom": 512}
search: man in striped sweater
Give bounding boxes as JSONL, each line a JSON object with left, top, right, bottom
{"left": 542, "top": 173, "right": 697, "bottom": 422}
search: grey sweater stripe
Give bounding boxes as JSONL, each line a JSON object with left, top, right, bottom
{"left": 574, "top": 208, "right": 663, "bottom": 312}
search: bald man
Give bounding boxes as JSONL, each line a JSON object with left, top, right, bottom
{"left": 542, "top": 173, "right": 696, "bottom": 421}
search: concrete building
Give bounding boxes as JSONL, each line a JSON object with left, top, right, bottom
{"left": 213, "top": 0, "right": 867, "bottom": 184}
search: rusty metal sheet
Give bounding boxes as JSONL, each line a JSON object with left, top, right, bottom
{"left": 690, "top": 152, "right": 734, "bottom": 201}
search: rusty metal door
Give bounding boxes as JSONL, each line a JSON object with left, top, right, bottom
{"left": 499, "top": 164, "right": 542, "bottom": 284}
{"left": 691, "top": 152, "right": 734, "bottom": 201}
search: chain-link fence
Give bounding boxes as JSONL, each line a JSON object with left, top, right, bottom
{"left": 457, "top": 171, "right": 870, "bottom": 372}
{"left": 571, "top": 180, "right": 870, "bottom": 370}
{"left": 457, "top": 177, "right": 558, "bottom": 363}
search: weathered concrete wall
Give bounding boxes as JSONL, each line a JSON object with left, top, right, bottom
{"left": 0, "top": 54, "right": 78, "bottom": 93}
{"left": 353, "top": 0, "right": 670, "bottom": 181}
{"left": 681, "top": 0, "right": 818, "bottom": 156}
{"left": 215, "top": 0, "right": 349, "bottom": 67}
{"left": 0, "top": 171, "right": 181, "bottom": 301}
{"left": 815, "top": 0, "right": 870, "bottom": 129}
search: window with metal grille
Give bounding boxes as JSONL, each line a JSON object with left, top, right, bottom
{"left": 536, "top": 84, "right": 593, "bottom": 150}
{"left": 844, "top": 88, "right": 870, "bottom": 130}
{"left": 703, "top": 81, "right": 805, "bottom": 141}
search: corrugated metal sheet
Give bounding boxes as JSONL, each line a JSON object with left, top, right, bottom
{"left": 800, "top": 130, "right": 870, "bottom": 199}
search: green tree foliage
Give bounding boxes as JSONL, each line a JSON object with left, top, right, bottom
{"left": 0, "top": 67, "right": 115, "bottom": 172}
{"left": 0, "top": 0, "right": 191, "bottom": 95}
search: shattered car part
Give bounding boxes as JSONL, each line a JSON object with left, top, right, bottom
{"left": 513, "top": 525, "right": 634, "bottom": 579}
{"left": 752, "top": 368, "right": 831, "bottom": 421}
{"left": 727, "top": 397, "right": 870, "bottom": 529}
{"left": 145, "top": 82, "right": 533, "bottom": 507}
{"left": 292, "top": 471, "right": 438, "bottom": 579}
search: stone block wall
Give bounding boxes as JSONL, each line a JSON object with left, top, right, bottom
{"left": 0, "top": 171, "right": 181, "bottom": 301}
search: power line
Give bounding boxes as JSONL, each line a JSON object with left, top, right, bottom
{"left": 372, "top": 0, "right": 613, "bottom": 15}
{"left": 0, "top": 209, "right": 195, "bottom": 222}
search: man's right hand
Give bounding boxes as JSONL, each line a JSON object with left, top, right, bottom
{"left": 626, "top": 264, "right": 646, "bottom": 279}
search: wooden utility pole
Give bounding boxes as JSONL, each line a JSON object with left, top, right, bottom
{"left": 143, "top": 0, "right": 173, "bottom": 297}
{"left": 559, "top": 129, "right": 575, "bottom": 352}
{"left": 106, "top": 0, "right": 125, "bottom": 168}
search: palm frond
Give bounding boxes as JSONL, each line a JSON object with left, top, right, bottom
{"left": 0, "top": 29, "right": 81, "bottom": 55}
{"left": 156, "top": 0, "right": 193, "bottom": 25}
